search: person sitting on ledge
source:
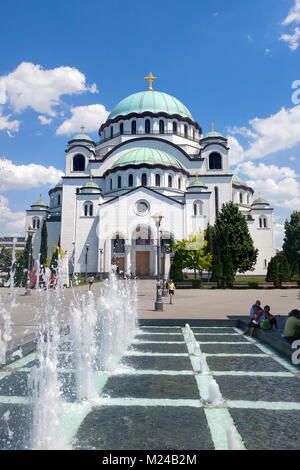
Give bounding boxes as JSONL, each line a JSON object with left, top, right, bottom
{"left": 283, "top": 309, "right": 300, "bottom": 341}
{"left": 249, "top": 300, "right": 261, "bottom": 320}
{"left": 243, "top": 304, "right": 263, "bottom": 337}
{"left": 261, "top": 305, "right": 279, "bottom": 330}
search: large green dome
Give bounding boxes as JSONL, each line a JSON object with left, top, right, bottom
{"left": 112, "top": 148, "right": 183, "bottom": 169}
{"left": 108, "top": 91, "right": 194, "bottom": 120}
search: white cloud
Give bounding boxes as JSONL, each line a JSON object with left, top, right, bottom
{"left": 0, "top": 195, "right": 26, "bottom": 234}
{"left": 0, "top": 111, "right": 20, "bottom": 132}
{"left": 56, "top": 104, "right": 109, "bottom": 135}
{"left": 289, "top": 156, "right": 296, "bottom": 161}
{"left": 228, "top": 105, "right": 300, "bottom": 161}
{"left": 38, "top": 115, "right": 53, "bottom": 125}
{"left": 0, "top": 62, "right": 98, "bottom": 117}
{"left": 282, "top": 0, "right": 300, "bottom": 25}
{"left": 0, "top": 158, "right": 63, "bottom": 192}
{"left": 236, "top": 161, "right": 297, "bottom": 181}
{"left": 227, "top": 136, "right": 245, "bottom": 165}
{"left": 227, "top": 126, "right": 257, "bottom": 139}
{"left": 274, "top": 221, "right": 285, "bottom": 250}
{"left": 280, "top": 27, "right": 300, "bottom": 50}
{"left": 235, "top": 161, "right": 300, "bottom": 210}
{"left": 280, "top": 1, "right": 300, "bottom": 50}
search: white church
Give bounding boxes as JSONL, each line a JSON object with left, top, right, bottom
{"left": 26, "top": 74, "right": 275, "bottom": 277}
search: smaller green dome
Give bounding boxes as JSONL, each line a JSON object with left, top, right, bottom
{"left": 204, "top": 129, "right": 224, "bottom": 139}
{"left": 72, "top": 133, "right": 93, "bottom": 141}
{"left": 84, "top": 180, "right": 100, "bottom": 189}
{"left": 32, "top": 199, "right": 47, "bottom": 207}
{"left": 187, "top": 178, "right": 207, "bottom": 189}
{"left": 112, "top": 148, "right": 183, "bottom": 169}
{"left": 252, "top": 196, "right": 269, "bottom": 206}
{"left": 232, "top": 175, "right": 247, "bottom": 186}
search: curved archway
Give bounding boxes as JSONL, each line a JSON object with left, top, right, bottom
{"left": 73, "top": 154, "right": 85, "bottom": 172}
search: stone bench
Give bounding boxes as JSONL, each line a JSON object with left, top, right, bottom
{"left": 281, "top": 282, "right": 298, "bottom": 288}
{"left": 237, "top": 317, "right": 298, "bottom": 361}
{"left": 176, "top": 282, "right": 193, "bottom": 289}
{"left": 258, "top": 282, "right": 274, "bottom": 288}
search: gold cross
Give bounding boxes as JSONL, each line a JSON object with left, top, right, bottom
{"left": 80, "top": 125, "right": 85, "bottom": 133}
{"left": 144, "top": 72, "right": 157, "bottom": 91}
{"left": 210, "top": 122, "right": 216, "bottom": 130}
{"left": 90, "top": 173, "right": 93, "bottom": 182}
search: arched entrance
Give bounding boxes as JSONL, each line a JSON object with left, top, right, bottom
{"left": 132, "top": 224, "right": 154, "bottom": 276}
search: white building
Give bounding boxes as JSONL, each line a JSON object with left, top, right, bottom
{"left": 26, "top": 77, "right": 275, "bottom": 277}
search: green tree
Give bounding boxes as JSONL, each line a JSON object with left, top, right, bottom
{"left": 282, "top": 211, "right": 300, "bottom": 276}
{"left": 0, "top": 247, "right": 12, "bottom": 274}
{"left": 222, "top": 254, "right": 235, "bottom": 287}
{"left": 40, "top": 221, "right": 48, "bottom": 266}
{"left": 266, "top": 256, "right": 279, "bottom": 285}
{"left": 211, "top": 254, "right": 223, "bottom": 287}
{"left": 22, "top": 235, "right": 34, "bottom": 285}
{"left": 214, "top": 202, "right": 258, "bottom": 274}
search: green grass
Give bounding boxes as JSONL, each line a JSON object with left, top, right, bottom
{"left": 234, "top": 277, "right": 265, "bottom": 283}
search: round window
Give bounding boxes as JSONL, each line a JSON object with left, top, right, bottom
{"left": 135, "top": 200, "right": 150, "bottom": 216}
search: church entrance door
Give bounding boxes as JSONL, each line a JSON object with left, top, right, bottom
{"left": 136, "top": 251, "right": 150, "bottom": 276}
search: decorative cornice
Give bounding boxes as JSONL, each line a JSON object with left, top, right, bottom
{"left": 65, "top": 144, "right": 96, "bottom": 154}
{"left": 99, "top": 111, "right": 202, "bottom": 134}
{"left": 233, "top": 183, "right": 254, "bottom": 194}
{"left": 104, "top": 163, "right": 189, "bottom": 177}
{"left": 201, "top": 142, "right": 229, "bottom": 151}
{"left": 100, "top": 185, "right": 185, "bottom": 206}
{"left": 97, "top": 137, "right": 203, "bottom": 163}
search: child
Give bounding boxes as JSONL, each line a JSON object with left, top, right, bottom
{"left": 243, "top": 305, "right": 263, "bottom": 337}
{"left": 167, "top": 279, "right": 176, "bottom": 305}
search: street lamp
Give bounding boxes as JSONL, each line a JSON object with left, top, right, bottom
{"left": 99, "top": 248, "right": 103, "bottom": 279}
{"left": 25, "top": 225, "right": 35, "bottom": 295}
{"left": 152, "top": 215, "right": 164, "bottom": 311}
{"left": 85, "top": 243, "right": 90, "bottom": 279}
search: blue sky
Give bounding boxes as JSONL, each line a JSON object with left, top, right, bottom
{"left": 0, "top": 0, "right": 300, "bottom": 247}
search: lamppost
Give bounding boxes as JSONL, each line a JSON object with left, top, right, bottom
{"left": 85, "top": 243, "right": 90, "bottom": 279}
{"left": 25, "top": 225, "right": 35, "bottom": 295}
{"left": 99, "top": 248, "right": 103, "bottom": 279}
{"left": 162, "top": 242, "right": 171, "bottom": 296}
{"left": 152, "top": 215, "right": 164, "bottom": 311}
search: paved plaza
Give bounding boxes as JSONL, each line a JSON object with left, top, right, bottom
{"left": 1, "top": 281, "right": 299, "bottom": 349}
{"left": 0, "top": 281, "right": 300, "bottom": 450}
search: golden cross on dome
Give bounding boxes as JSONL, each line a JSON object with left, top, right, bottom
{"left": 144, "top": 72, "right": 157, "bottom": 91}
{"left": 195, "top": 171, "right": 200, "bottom": 180}
{"left": 210, "top": 122, "right": 216, "bottom": 130}
{"left": 90, "top": 173, "right": 93, "bottom": 182}
{"left": 80, "top": 125, "right": 85, "bottom": 133}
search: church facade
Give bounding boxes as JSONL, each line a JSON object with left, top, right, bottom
{"left": 26, "top": 75, "right": 275, "bottom": 277}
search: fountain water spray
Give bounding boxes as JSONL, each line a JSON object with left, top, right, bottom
{"left": 208, "top": 379, "right": 224, "bottom": 406}
{"left": 69, "top": 291, "right": 97, "bottom": 401}
{"left": 226, "top": 426, "right": 242, "bottom": 450}
{"left": 0, "top": 293, "right": 15, "bottom": 365}
{"left": 28, "top": 254, "right": 68, "bottom": 450}
{"left": 97, "top": 271, "right": 138, "bottom": 373}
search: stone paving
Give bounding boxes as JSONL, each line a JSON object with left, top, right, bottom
{"left": 0, "top": 323, "right": 299, "bottom": 450}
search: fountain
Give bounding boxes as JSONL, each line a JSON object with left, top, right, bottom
{"left": 226, "top": 426, "right": 242, "bottom": 450}
{"left": 207, "top": 379, "right": 224, "bottom": 406}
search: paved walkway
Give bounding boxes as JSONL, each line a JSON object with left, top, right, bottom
{"left": 137, "top": 280, "right": 300, "bottom": 320}
{"left": 1, "top": 280, "right": 299, "bottom": 349}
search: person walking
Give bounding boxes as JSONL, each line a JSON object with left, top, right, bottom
{"left": 167, "top": 279, "right": 176, "bottom": 305}
{"left": 87, "top": 275, "right": 94, "bottom": 291}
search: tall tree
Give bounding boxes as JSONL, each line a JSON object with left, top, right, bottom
{"left": 214, "top": 202, "right": 258, "bottom": 275}
{"left": 282, "top": 211, "right": 300, "bottom": 276}
{"left": 40, "top": 220, "right": 48, "bottom": 266}
{"left": 23, "top": 235, "right": 34, "bottom": 285}
{"left": 0, "top": 247, "right": 12, "bottom": 274}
